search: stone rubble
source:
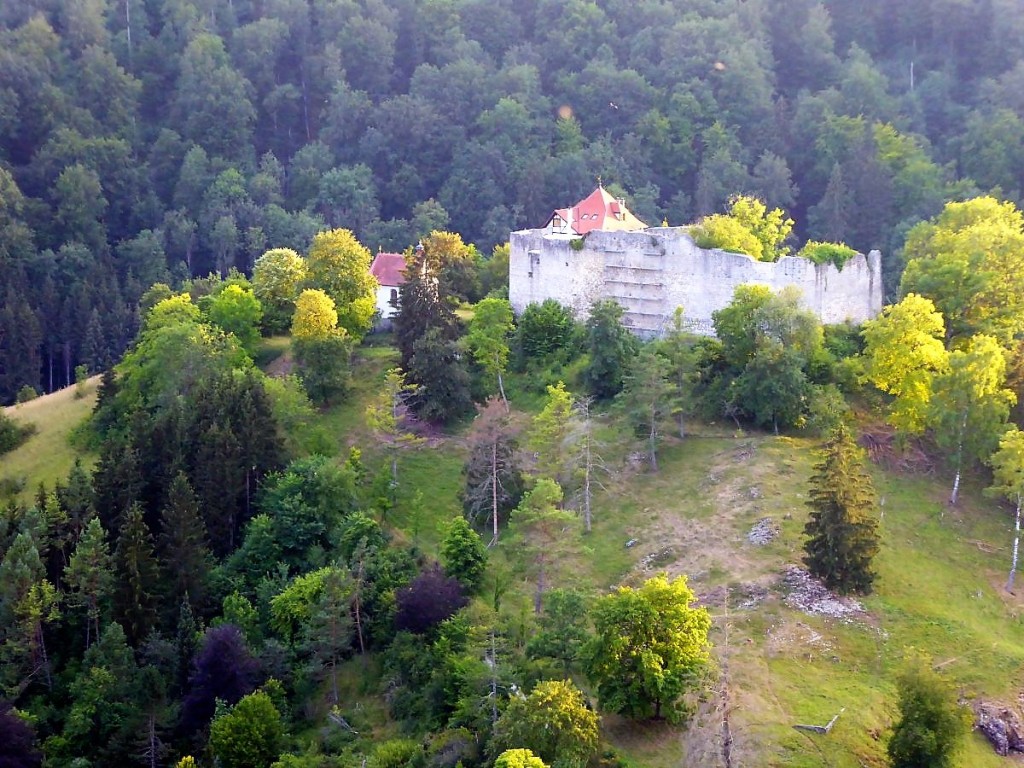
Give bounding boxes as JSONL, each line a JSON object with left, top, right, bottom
{"left": 781, "top": 565, "right": 864, "bottom": 619}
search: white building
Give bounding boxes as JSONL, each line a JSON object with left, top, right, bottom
{"left": 370, "top": 252, "right": 407, "bottom": 324}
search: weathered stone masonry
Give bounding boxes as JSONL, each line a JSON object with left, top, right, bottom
{"left": 509, "top": 227, "right": 883, "bottom": 336}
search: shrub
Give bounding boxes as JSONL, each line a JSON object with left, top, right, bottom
{"left": 0, "top": 411, "right": 34, "bottom": 455}
{"left": 798, "top": 240, "right": 858, "bottom": 270}
{"left": 514, "top": 300, "right": 578, "bottom": 366}
{"left": 369, "top": 739, "right": 424, "bottom": 768}
{"left": 690, "top": 215, "right": 763, "bottom": 259}
{"left": 15, "top": 386, "right": 37, "bottom": 404}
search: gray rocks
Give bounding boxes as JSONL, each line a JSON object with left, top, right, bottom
{"left": 747, "top": 517, "right": 780, "bottom": 545}
{"left": 974, "top": 701, "right": 1024, "bottom": 756}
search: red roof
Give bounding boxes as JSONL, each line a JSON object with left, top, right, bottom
{"left": 370, "top": 252, "right": 408, "bottom": 287}
{"left": 546, "top": 186, "right": 647, "bottom": 235}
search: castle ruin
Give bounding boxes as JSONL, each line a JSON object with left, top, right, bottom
{"left": 509, "top": 222, "right": 883, "bottom": 337}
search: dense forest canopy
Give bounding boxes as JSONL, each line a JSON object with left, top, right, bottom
{"left": 2, "top": 0, "right": 1024, "bottom": 401}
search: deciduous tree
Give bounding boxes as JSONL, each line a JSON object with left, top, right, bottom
{"left": 252, "top": 248, "right": 306, "bottom": 334}
{"left": 510, "top": 479, "right": 573, "bottom": 614}
{"left": 466, "top": 297, "right": 514, "bottom": 408}
{"left": 861, "top": 294, "right": 949, "bottom": 434}
{"left": 304, "top": 228, "right": 378, "bottom": 340}
{"left": 583, "top": 300, "right": 636, "bottom": 401}
{"left": 988, "top": 427, "right": 1024, "bottom": 590}
{"left": 491, "top": 680, "right": 599, "bottom": 768}
{"left": 928, "top": 334, "right": 1015, "bottom": 505}
{"left": 583, "top": 574, "right": 711, "bottom": 722}
{"left": 365, "top": 368, "right": 423, "bottom": 485}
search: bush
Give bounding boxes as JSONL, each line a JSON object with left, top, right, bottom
{"left": 690, "top": 215, "right": 763, "bottom": 259}
{"left": 513, "top": 300, "right": 579, "bottom": 367}
{"left": 888, "top": 655, "right": 971, "bottom": 768}
{"left": 369, "top": 739, "right": 424, "bottom": 768}
{"left": 0, "top": 411, "right": 35, "bottom": 455}
{"left": 15, "top": 386, "right": 37, "bottom": 403}
{"left": 797, "top": 240, "right": 858, "bottom": 270}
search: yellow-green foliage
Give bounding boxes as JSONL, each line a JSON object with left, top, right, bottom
{"left": 861, "top": 293, "right": 949, "bottom": 434}
{"left": 797, "top": 240, "right": 858, "bottom": 269}
{"left": 691, "top": 196, "right": 794, "bottom": 262}
{"left": 304, "top": 228, "right": 378, "bottom": 340}
{"left": 691, "top": 213, "right": 764, "bottom": 259}
{"left": 291, "top": 289, "right": 339, "bottom": 341}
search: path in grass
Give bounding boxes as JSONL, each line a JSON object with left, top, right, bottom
{"left": 1, "top": 378, "right": 99, "bottom": 502}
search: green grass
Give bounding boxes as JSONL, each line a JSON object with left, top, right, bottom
{"left": 0, "top": 378, "right": 99, "bottom": 502}
{"left": 10, "top": 343, "right": 1024, "bottom": 767}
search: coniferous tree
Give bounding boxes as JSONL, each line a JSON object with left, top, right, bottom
{"left": 64, "top": 517, "right": 115, "bottom": 648}
{"left": 803, "top": 425, "right": 880, "bottom": 595}
{"left": 158, "top": 472, "right": 211, "bottom": 612}
{"left": 114, "top": 503, "right": 160, "bottom": 644}
{"left": 407, "top": 327, "right": 473, "bottom": 424}
{"left": 583, "top": 300, "right": 636, "bottom": 402}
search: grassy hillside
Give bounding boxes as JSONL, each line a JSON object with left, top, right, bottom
{"left": 0, "top": 378, "right": 98, "bottom": 502}
{"left": 4, "top": 347, "right": 1020, "bottom": 767}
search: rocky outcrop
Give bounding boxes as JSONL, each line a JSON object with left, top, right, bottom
{"left": 974, "top": 700, "right": 1024, "bottom": 756}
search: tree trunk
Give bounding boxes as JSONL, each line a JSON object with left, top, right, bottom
{"left": 1009, "top": 495, "right": 1022, "bottom": 591}
{"left": 534, "top": 557, "right": 545, "bottom": 614}
{"left": 949, "top": 414, "right": 968, "bottom": 506}
{"left": 497, "top": 369, "right": 508, "bottom": 412}
{"left": 354, "top": 556, "right": 366, "bottom": 655}
{"left": 583, "top": 431, "right": 592, "bottom": 533}
{"left": 649, "top": 415, "right": 658, "bottom": 473}
{"left": 490, "top": 441, "right": 499, "bottom": 547}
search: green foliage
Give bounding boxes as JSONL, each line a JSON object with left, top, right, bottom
{"left": 368, "top": 739, "right": 424, "bottom": 768}
{"left": 691, "top": 214, "right": 763, "bottom": 259}
{"left": 440, "top": 516, "right": 487, "bottom": 591}
{"left": 495, "top": 749, "right": 548, "bottom": 768}
{"left": 691, "top": 196, "right": 793, "bottom": 262}
{"left": 514, "top": 300, "right": 578, "bottom": 366}
{"left": 526, "top": 589, "right": 590, "bottom": 672}
{"left": 527, "top": 382, "right": 575, "bottom": 484}
{"left": 253, "top": 248, "right": 308, "bottom": 335}
{"left": 583, "top": 300, "right": 636, "bottom": 402}
{"left": 616, "top": 347, "right": 673, "bottom": 470}
{"left": 584, "top": 574, "right": 711, "bottom": 723}
{"left": 0, "top": 410, "right": 35, "bottom": 456}
{"left": 491, "top": 680, "right": 599, "bottom": 768}
{"left": 408, "top": 328, "right": 473, "bottom": 425}
{"left": 293, "top": 332, "right": 353, "bottom": 406}
{"left": 205, "top": 283, "right": 263, "bottom": 353}
{"left": 304, "top": 228, "right": 378, "bottom": 340}
{"left": 466, "top": 297, "right": 514, "bottom": 400}
{"left": 569, "top": 238, "right": 585, "bottom": 252}
{"left": 803, "top": 425, "right": 880, "bottom": 595}
{"left": 797, "top": 240, "right": 858, "bottom": 269}
{"left": 901, "top": 197, "right": 1024, "bottom": 344}
{"left": 887, "top": 655, "right": 971, "bottom": 768}
{"left": 861, "top": 294, "right": 949, "bottom": 434}
{"left": 209, "top": 689, "right": 285, "bottom": 768}
{"left": 291, "top": 289, "right": 340, "bottom": 342}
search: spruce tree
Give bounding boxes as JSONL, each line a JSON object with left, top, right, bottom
{"left": 64, "top": 517, "right": 115, "bottom": 648}
{"left": 803, "top": 424, "right": 880, "bottom": 595}
{"left": 158, "top": 472, "right": 212, "bottom": 611}
{"left": 114, "top": 503, "right": 160, "bottom": 644}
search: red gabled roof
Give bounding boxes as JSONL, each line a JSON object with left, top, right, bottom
{"left": 547, "top": 186, "right": 647, "bottom": 235}
{"left": 370, "top": 252, "right": 408, "bottom": 287}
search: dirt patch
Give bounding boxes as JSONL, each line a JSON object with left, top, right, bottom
{"left": 765, "top": 619, "right": 836, "bottom": 659}
{"left": 859, "top": 425, "right": 935, "bottom": 474}
{"left": 781, "top": 565, "right": 864, "bottom": 619}
{"left": 264, "top": 351, "right": 295, "bottom": 378}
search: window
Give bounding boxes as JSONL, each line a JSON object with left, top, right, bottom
{"left": 390, "top": 288, "right": 398, "bottom": 304}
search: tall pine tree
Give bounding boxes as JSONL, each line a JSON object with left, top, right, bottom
{"left": 114, "top": 503, "right": 160, "bottom": 644}
{"left": 158, "top": 472, "right": 211, "bottom": 612}
{"left": 803, "top": 424, "right": 880, "bottom": 595}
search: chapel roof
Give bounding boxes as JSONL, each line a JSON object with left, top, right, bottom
{"left": 370, "top": 252, "right": 408, "bottom": 287}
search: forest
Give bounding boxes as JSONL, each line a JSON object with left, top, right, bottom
{"left": 5, "top": 0, "right": 1024, "bottom": 767}
{"left": 3, "top": 0, "right": 1024, "bottom": 399}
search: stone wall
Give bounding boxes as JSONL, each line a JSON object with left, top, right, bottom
{"left": 509, "top": 227, "right": 883, "bottom": 336}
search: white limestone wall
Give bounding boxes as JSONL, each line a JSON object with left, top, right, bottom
{"left": 376, "top": 285, "right": 399, "bottom": 318}
{"left": 509, "top": 227, "right": 883, "bottom": 336}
